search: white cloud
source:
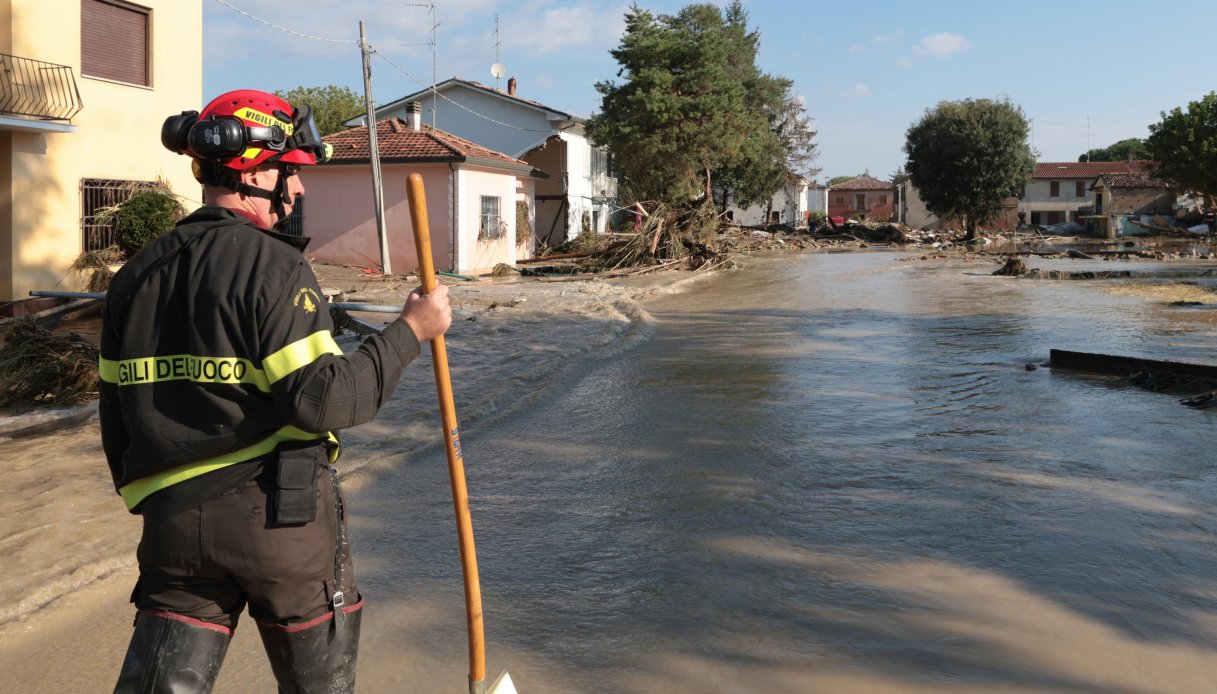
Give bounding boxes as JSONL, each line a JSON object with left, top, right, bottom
{"left": 848, "top": 43, "right": 866, "bottom": 54}
{"left": 912, "top": 32, "right": 972, "bottom": 58}
{"left": 850, "top": 83, "right": 872, "bottom": 97}
{"left": 896, "top": 56, "right": 913, "bottom": 69}
{"left": 501, "top": 3, "right": 627, "bottom": 56}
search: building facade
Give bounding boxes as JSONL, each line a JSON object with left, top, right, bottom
{"left": 1, "top": 0, "right": 202, "bottom": 304}
{"left": 311, "top": 113, "right": 541, "bottom": 275}
{"left": 347, "top": 77, "right": 616, "bottom": 247}
{"left": 1021, "top": 161, "right": 1148, "bottom": 226}
{"left": 827, "top": 175, "right": 895, "bottom": 221}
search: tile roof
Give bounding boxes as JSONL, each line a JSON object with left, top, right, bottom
{"left": 1098, "top": 171, "right": 1169, "bottom": 188}
{"left": 323, "top": 118, "right": 529, "bottom": 168}
{"left": 1032, "top": 160, "right": 1149, "bottom": 179}
{"left": 828, "top": 174, "right": 894, "bottom": 191}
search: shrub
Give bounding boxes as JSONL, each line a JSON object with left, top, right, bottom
{"left": 99, "top": 186, "right": 184, "bottom": 255}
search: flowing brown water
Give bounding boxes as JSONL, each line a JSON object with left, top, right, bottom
{"left": 351, "top": 251, "right": 1217, "bottom": 693}
{"left": 5, "top": 250, "right": 1217, "bottom": 693}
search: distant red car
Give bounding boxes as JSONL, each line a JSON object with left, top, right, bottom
{"left": 828, "top": 216, "right": 846, "bottom": 227}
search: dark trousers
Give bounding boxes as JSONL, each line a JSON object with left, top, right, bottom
{"left": 132, "top": 462, "right": 358, "bottom": 630}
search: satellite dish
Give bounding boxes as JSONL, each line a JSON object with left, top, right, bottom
{"left": 490, "top": 63, "right": 506, "bottom": 79}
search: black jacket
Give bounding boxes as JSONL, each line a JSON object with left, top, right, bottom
{"left": 99, "top": 206, "right": 420, "bottom": 513}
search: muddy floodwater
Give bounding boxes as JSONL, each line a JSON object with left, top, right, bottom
{"left": 354, "top": 250, "right": 1217, "bottom": 693}
{"left": 5, "top": 249, "right": 1217, "bottom": 693}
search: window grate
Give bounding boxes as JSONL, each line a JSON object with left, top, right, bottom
{"left": 80, "top": 178, "right": 158, "bottom": 252}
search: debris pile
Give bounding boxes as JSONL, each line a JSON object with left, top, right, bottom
{"left": 0, "top": 318, "right": 99, "bottom": 410}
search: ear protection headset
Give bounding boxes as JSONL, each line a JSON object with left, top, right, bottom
{"left": 160, "top": 111, "right": 289, "bottom": 162}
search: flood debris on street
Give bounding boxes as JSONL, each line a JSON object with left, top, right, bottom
{"left": 0, "top": 318, "right": 99, "bottom": 410}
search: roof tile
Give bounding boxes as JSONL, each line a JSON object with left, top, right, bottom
{"left": 1032, "top": 160, "right": 1149, "bottom": 179}
{"left": 323, "top": 118, "right": 527, "bottom": 166}
{"left": 828, "top": 174, "right": 894, "bottom": 191}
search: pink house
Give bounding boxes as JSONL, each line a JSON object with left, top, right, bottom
{"left": 305, "top": 108, "right": 544, "bottom": 275}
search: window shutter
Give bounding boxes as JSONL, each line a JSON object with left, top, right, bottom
{"left": 81, "top": 0, "right": 149, "bottom": 86}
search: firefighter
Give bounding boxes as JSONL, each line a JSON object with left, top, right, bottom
{"left": 102, "top": 89, "right": 452, "bottom": 692}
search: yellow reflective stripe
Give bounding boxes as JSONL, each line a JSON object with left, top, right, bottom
{"left": 98, "top": 355, "right": 269, "bottom": 391}
{"left": 118, "top": 426, "right": 339, "bottom": 511}
{"left": 261, "top": 330, "right": 342, "bottom": 384}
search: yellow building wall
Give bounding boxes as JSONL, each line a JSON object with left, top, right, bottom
{"left": 1, "top": 0, "right": 202, "bottom": 302}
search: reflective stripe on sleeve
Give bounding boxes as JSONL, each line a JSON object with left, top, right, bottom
{"left": 97, "top": 330, "right": 342, "bottom": 391}
{"left": 99, "top": 354, "right": 269, "bottom": 391}
{"left": 261, "top": 330, "right": 343, "bottom": 384}
{"left": 118, "top": 426, "right": 340, "bottom": 511}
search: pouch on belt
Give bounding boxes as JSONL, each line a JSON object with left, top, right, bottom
{"left": 271, "top": 442, "right": 322, "bottom": 525}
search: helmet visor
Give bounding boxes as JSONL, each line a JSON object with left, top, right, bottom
{"left": 290, "top": 105, "right": 332, "bottom": 163}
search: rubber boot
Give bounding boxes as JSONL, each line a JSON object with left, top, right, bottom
{"left": 257, "top": 603, "right": 362, "bottom": 694}
{"left": 113, "top": 610, "right": 231, "bottom": 693}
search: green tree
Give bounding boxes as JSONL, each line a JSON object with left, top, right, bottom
{"left": 588, "top": 2, "right": 775, "bottom": 203}
{"left": 903, "top": 97, "right": 1035, "bottom": 240}
{"left": 1079, "top": 137, "right": 1147, "bottom": 162}
{"left": 1146, "top": 91, "right": 1217, "bottom": 207}
{"left": 273, "top": 85, "right": 365, "bottom": 136}
{"left": 714, "top": 85, "right": 819, "bottom": 213}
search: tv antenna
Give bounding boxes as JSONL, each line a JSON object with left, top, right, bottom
{"left": 490, "top": 13, "right": 505, "bottom": 90}
{"left": 405, "top": 2, "right": 440, "bottom": 128}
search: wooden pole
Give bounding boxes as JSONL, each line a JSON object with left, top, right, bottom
{"left": 406, "top": 172, "right": 487, "bottom": 692}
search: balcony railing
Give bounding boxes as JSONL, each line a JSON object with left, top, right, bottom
{"left": 0, "top": 53, "right": 84, "bottom": 122}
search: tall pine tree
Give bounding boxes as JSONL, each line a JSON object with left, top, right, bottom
{"left": 588, "top": 2, "right": 811, "bottom": 206}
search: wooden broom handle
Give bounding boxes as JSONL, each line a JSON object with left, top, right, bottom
{"left": 406, "top": 173, "right": 487, "bottom": 689}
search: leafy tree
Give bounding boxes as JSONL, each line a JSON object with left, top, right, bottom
{"left": 714, "top": 84, "right": 819, "bottom": 213}
{"left": 1079, "top": 137, "right": 1147, "bottom": 162}
{"left": 273, "top": 85, "right": 365, "bottom": 136}
{"left": 903, "top": 97, "right": 1035, "bottom": 240}
{"left": 1146, "top": 91, "right": 1217, "bottom": 207}
{"left": 588, "top": 2, "right": 783, "bottom": 203}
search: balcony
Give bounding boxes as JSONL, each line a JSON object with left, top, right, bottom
{"left": 0, "top": 53, "right": 84, "bottom": 132}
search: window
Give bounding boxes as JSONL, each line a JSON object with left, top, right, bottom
{"left": 835, "top": 195, "right": 844, "bottom": 205}
{"left": 1075, "top": 181, "right": 1085, "bottom": 197}
{"left": 81, "top": 0, "right": 150, "bottom": 86}
{"left": 854, "top": 193, "right": 866, "bottom": 211}
{"left": 878, "top": 195, "right": 888, "bottom": 205}
{"left": 80, "top": 178, "right": 158, "bottom": 251}
{"left": 479, "top": 196, "right": 503, "bottom": 239}
{"left": 1049, "top": 181, "right": 1060, "bottom": 197}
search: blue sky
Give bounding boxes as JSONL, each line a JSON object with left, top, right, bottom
{"left": 204, "top": 0, "right": 1215, "bottom": 183}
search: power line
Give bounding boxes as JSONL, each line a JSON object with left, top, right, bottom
{"left": 212, "top": 0, "right": 555, "bottom": 137}
{"left": 211, "top": 0, "right": 358, "bottom": 44}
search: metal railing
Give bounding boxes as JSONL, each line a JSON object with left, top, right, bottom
{"left": 0, "top": 52, "right": 84, "bottom": 122}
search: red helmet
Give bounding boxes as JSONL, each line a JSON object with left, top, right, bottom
{"left": 162, "top": 89, "right": 332, "bottom": 170}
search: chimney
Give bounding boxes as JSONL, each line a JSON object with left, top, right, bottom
{"left": 406, "top": 101, "right": 422, "bottom": 131}
{"left": 507, "top": 77, "right": 517, "bottom": 97}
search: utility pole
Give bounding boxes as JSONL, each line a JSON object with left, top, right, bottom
{"left": 359, "top": 20, "right": 391, "bottom": 275}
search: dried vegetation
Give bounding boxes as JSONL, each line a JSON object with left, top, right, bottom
{"left": 0, "top": 319, "right": 99, "bottom": 410}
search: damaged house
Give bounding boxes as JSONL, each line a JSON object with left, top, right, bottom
{"left": 1089, "top": 170, "right": 1174, "bottom": 237}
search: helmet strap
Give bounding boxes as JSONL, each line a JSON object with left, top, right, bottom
{"left": 203, "top": 161, "right": 293, "bottom": 228}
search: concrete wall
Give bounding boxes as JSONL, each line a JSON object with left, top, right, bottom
{"left": 1, "top": 0, "right": 202, "bottom": 301}
{"left": 304, "top": 164, "right": 452, "bottom": 275}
